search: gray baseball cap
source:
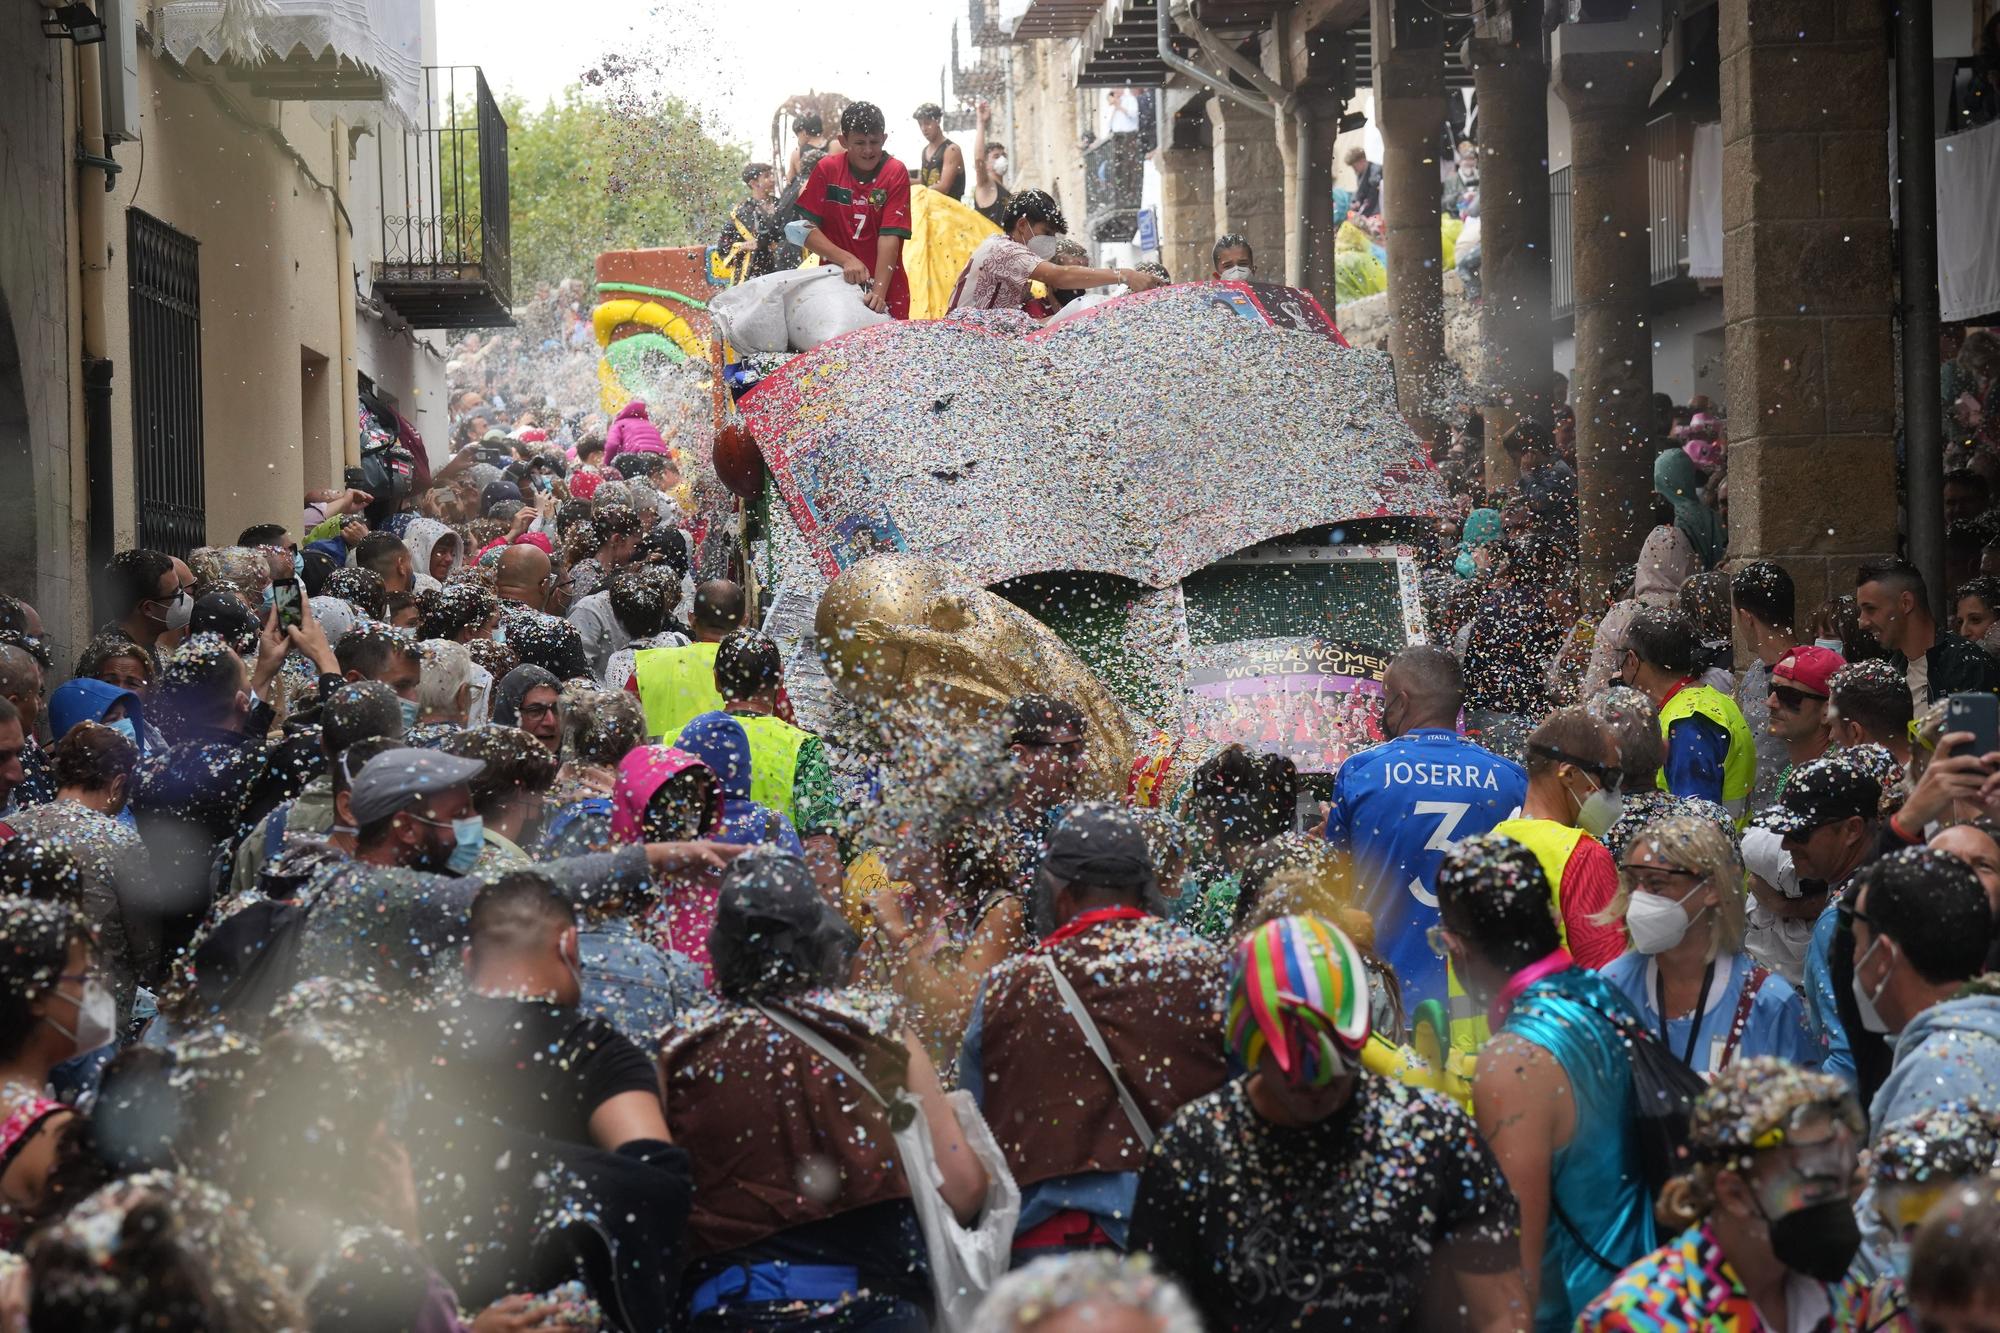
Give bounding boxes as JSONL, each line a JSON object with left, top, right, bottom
{"left": 348, "top": 747, "right": 485, "bottom": 825}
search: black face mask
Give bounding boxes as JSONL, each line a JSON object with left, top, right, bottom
{"left": 1765, "top": 1197, "right": 1862, "bottom": 1284}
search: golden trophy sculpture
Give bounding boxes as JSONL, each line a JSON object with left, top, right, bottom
{"left": 814, "top": 555, "right": 1137, "bottom": 798}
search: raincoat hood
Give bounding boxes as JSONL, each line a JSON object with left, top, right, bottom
{"left": 404, "top": 517, "right": 461, "bottom": 583}
{"left": 1654, "top": 447, "right": 1725, "bottom": 568}
{"left": 1454, "top": 508, "right": 1503, "bottom": 579}
{"left": 308, "top": 596, "right": 357, "bottom": 647}
{"left": 1872, "top": 993, "right": 2000, "bottom": 1140}
{"left": 1632, "top": 523, "right": 1699, "bottom": 605}
{"left": 491, "top": 665, "right": 560, "bottom": 728}
{"left": 48, "top": 678, "right": 146, "bottom": 752}
{"left": 672, "top": 712, "right": 754, "bottom": 800}
{"left": 610, "top": 744, "right": 721, "bottom": 843}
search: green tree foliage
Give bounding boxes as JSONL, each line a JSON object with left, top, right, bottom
{"left": 499, "top": 78, "right": 744, "bottom": 289}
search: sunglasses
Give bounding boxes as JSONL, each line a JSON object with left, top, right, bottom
{"left": 1770, "top": 685, "right": 1823, "bottom": 711}
{"left": 1528, "top": 743, "right": 1620, "bottom": 791}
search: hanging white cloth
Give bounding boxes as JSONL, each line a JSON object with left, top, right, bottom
{"left": 1686, "top": 121, "right": 1724, "bottom": 282}
{"left": 1937, "top": 118, "right": 2000, "bottom": 321}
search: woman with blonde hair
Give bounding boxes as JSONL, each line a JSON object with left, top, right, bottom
{"left": 1596, "top": 815, "right": 1819, "bottom": 1076}
{"left": 1578, "top": 1059, "right": 1875, "bottom": 1329}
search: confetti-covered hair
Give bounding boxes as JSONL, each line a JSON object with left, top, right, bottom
{"left": 1659, "top": 1056, "right": 1859, "bottom": 1227}
{"left": 1872, "top": 1103, "right": 2000, "bottom": 1186}
{"left": 1225, "top": 914, "right": 1371, "bottom": 1088}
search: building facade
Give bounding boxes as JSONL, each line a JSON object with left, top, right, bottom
{"left": 0, "top": 0, "right": 506, "bottom": 669}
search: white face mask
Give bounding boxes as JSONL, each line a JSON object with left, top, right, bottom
{"left": 1851, "top": 934, "right": 1895, "bottom": 1034}
{"left": 1026, "top": 233, "right": 1062, "bottom": 260}
{"left": 148, "top": 590, "right": 194, "bottom": 630}
{"left": 1219, "top": 264, "right": 1253, "bottom": 282}
{"left": 1576, "top": 784, "right": 1625, "bottom": 840}
{"left": 1626, "top": 882, "right": 1708, "bottom": 955}
{"left": 990, "top": 154, "right": 1009, "bottom": 178}
{"left": 48, "top": 979, "right": 117, "bottom": 1055}
{"left": 1745, "top": 905, "right": 1815, "bottom": 980}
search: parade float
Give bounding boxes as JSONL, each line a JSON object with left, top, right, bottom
{"left": 590, "top": 244, "right": 719, "bottom": 416}
{"left": 718, "top": 278, "right": 1447, "bottom": 804}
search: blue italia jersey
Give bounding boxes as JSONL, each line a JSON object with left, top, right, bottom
{"left": 1324, "top": 729, "right": 1528, "bottom": 1012}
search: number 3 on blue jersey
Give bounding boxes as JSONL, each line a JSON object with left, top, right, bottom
{"left": 1405, "top": 801, "right": 1471, "bottom": 907}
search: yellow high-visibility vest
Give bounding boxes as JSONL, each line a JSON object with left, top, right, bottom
{"left": 632, "top": 641, "right": 723, "bottom": 741}
{"left": 1656, "top": 683, "right": 1756, "bottom": 803}
{"left": 1444, "top": 816, "right": 1585, "bottom": 1059}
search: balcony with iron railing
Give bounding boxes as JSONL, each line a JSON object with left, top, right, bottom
{"left": 373, "top": 66, "right": 514, "bottom": 329}
{"left": 1082, "top": 132, "right": 1146, "bottom": 242}
{"left": 1550, "top": 110, "right": 1699, "bottom": 321}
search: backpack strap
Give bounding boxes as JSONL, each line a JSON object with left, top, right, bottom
{"left": 1549, "top": 1195, "right": 1625, "bottom": 1274}
{"left": 1039, "top": 954, "right": 1155, "bottom": 1150}
{"left": 1717, "top": 963, "right": 1769, "bottom": 1073}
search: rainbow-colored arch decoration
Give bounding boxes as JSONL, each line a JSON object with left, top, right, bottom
{"left": 593, "top": 247, "right": 720, "bottom": 414}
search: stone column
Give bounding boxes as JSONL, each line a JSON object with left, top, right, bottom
{"left": 1555, "top": 45, "right": 1659, "bottom": 602}
{"left": 1153, "top": 143, "right": 1217, "bottom": 287}
{"left": 1210, "top": 97, "right": 1287, "bottom": 277}
{"left": 1464, "top": 30, "right": 1552, "bottom": 485}
{"left": 1373, "top": 34, "right": 1449, "bottom": 439}
{"left": 1718, "top": 0, "right": 1895, "bottom": 611}
{"left": 1296, "top": 91, "right": 1346, "bottom": 305}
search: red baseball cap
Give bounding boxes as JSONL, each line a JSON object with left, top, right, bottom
{"left": 1773, "top": 644, "right": 1845, "bottom": 698}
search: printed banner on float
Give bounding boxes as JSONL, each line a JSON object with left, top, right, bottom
{"left": 1186, "top": 637, "right": 1391, "bottom": 774}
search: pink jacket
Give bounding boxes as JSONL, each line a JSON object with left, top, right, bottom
{"left": 612, "top": 745, "right": 724, "bottom": 978}
{"left": 603, "top": 400, "right": 668, "bottom": 466}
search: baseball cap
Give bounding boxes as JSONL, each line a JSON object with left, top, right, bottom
{"left": 1740, "top": 826, "right": 1801, "bottom": 899}
{"left": 1042, "top": 802, "right": 1156, "bottom": 892}
{"left": 1751, "top": 757, "right": 1882, "bottom": 839}
{"left": 1773, "top": 644, "right": 1846, "bottom": 699}
{"left": 480, "top": 480, "right": 524, "bottom": 515}
{"left": 348, "top": 747, "right": 485, "bottom": 825}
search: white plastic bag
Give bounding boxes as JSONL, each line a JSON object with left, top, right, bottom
{"left": 751, "top": 1005, "right": 1019, "bottom": 1329}
{"left": 893, "top": 1090, "right": 1020, "bottom": 1331}
{"left": 710, "top": 268, "right": 823, "bottom": 353}
{"left": 785, "top": 267, "right": 892, "bottom": 350}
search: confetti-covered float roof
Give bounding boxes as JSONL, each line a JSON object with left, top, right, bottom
{"left": 739, "top": 281, "right": 1447, "bottom": 591}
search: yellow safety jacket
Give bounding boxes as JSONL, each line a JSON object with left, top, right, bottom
{"left": 675, "top": 710, "right": 810, "bottom": 826}
{"left": 633, "top": 642, "right": 723, "bottom": 741}
{"left": 1444, "top": 817, "right": 1585, "bottom": 1066}
{"left": 1656, "top": 682, "right": 1756, "bottom": 803}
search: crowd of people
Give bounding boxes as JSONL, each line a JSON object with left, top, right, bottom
{"left": 3, "top": 80, "right": 2000, "bottom": 1333}
{"left": 0, "top": 369, "right": 1993, "bottom": 1333}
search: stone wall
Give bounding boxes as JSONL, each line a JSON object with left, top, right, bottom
{"left": 1718, "top": 0, "right": 1895, "bottom": 613}
{"left": 1209, "top": 99, "right": 1287, "bottom": 274}
{"left": 1000, "top": 40, "right": 1088, "bottom": 235}
{"left": 1153, "top": 144, "right": 1216, "bottom": 284}
{"left": 0, "top": 14, "right": 86, "bottom": 660}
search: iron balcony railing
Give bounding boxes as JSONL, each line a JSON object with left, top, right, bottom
{"left": 1082, "top": 130, "right": 1145, "bottom": 241}
{"left": 1550, "top": 165, "right": 1574, "bottom": 321}
{"left": 375, "top": 65, "right": 513, "bottom": 328}
{"left": 1549, "top": 110, "right": 1696, "bottom": 322}
{"left": 1646, "top": 111, "right": 1691, "bottom": 286}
